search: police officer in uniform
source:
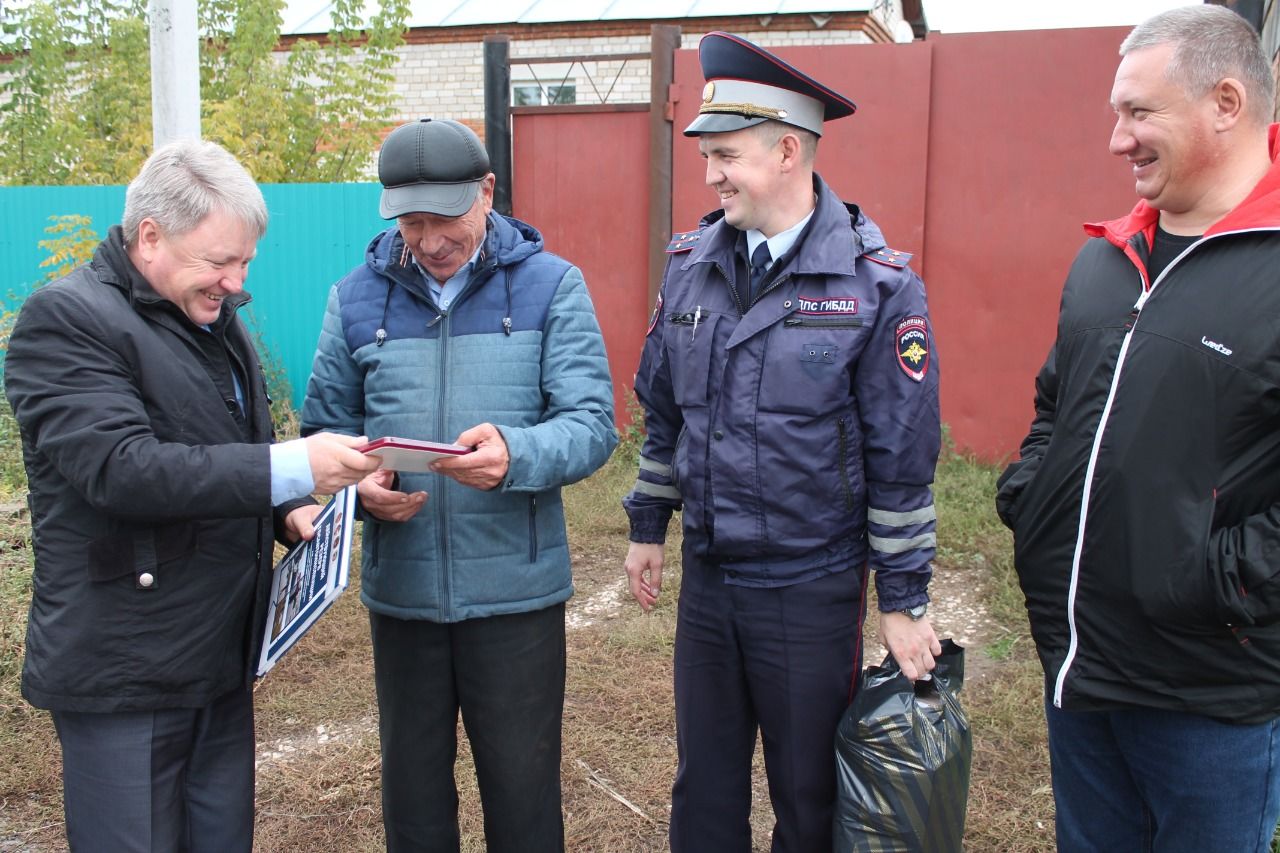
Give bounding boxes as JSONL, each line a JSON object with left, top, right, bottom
{"left": 622, "top": 32, "right": 943, "bottom": 852}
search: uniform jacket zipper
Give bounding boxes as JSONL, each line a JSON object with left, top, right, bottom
{"left": 837, "top": 417, "right": 854, "bottom": 511}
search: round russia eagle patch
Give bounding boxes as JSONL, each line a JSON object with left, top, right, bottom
{"left": 895, "top": 316, "right": 930, "bottom": 382}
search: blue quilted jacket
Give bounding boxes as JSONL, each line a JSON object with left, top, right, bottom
{"left": 301, "top": 214, "right": 617, "bottom": 622}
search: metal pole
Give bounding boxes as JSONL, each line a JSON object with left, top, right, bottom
{"left": 483, "top": 35, "right": 513, "bottom": 217}
{"left": 149, "top": 0, "right": 201, "bottom": 148}
{"left": 647, "top": 25, "right": 681, "bottom": 307}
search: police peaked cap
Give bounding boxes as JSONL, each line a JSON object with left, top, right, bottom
{"left": 684, "top": 31, "right": 857, "bottom": 138}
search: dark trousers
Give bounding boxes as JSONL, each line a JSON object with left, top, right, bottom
{"left": 670, "top": 548, "right": 866, "bottom": 853}
{"left": 370, "top": 604, "right": 566, "bottom": 853}
{"left": 50, "top": 687, "right": 255, "bottom": 853}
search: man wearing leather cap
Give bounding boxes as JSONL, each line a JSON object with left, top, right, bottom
{"left": 623, "top": 33, "right": 943, "bottom": 851}
{"left": 302, "top": 118, "right": 617, "bottom": 852}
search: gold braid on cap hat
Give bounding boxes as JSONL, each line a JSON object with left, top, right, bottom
{"left": 698, "top": 102, "right": 789, "bottom": 120}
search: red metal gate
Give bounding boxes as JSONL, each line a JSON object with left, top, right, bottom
{"left": 512, "top": 25, "right": 1143, "bottom": 462}
{"left": 513, "top": 108, "right": 653, "bottom": 427}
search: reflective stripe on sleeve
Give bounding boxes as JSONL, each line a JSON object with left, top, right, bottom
{"left": 632, "top": 480, "right": 681, "bottom": 500}
{"left": 868, "top": 532, "right": 937, "bottom": 554}
{"left": 638, "top": 456, "right": 672, "bottom": 477}
{"left": 867, "top": 505, "right": 936, "bottom": 527}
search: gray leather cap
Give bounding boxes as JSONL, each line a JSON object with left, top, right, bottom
{"left": 378, "top": 119, "right": 491, "bottom": 219}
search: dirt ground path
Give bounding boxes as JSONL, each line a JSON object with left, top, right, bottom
{"left": 253, "top": 546, "right": 1004, "bottom": 830}
{"left": 3, "top": 546, "right": 1008, "bottom": 853}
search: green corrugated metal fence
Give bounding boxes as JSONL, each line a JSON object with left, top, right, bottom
{"left": 0, "top": 183, "right": 388, "bottom": 410}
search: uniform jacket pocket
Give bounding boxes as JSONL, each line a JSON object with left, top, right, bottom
{"left": 667, "top": 311, "right": 719, "bottom": 407}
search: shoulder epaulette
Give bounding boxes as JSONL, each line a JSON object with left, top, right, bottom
{"left": 865, "top": 246, "right": 913, "bottom": 269}
{"left": 666, "top": 229, "right": 703, "bottom": 254}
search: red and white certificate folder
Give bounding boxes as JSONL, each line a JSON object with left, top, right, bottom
{"left": 357, "top": 436, "right": 474, "bottom": 473}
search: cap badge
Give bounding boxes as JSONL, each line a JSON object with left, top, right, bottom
{"left": 702, "top": 81, "right": 715, "bottom": 103}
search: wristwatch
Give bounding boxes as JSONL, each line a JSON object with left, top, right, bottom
{"left": 900, "top": 603, "right": 928, "bottom": 621}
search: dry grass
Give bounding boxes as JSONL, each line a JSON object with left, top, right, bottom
{"left": 0, "top": 445, "right": 1054, "bottom": 852}
{"left": 0, "top": 508, "right": 65, "bottom": 849}
{"left": 964, "top": 656, "right": 1055, "bottom": 851}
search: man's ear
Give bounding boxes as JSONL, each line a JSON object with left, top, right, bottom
{"left": 778, "top": 132, "right": 803, "bottom": 173}
{"left": 133, "top": 218, "right": 163, "bottom": 263}
{"left": 1212, "top": 76, "right": 1248, "bottom": 131}
{"left": 477, "top": 173, "right": 497, "bottom": 213}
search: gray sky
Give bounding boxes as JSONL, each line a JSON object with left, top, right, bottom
{"left": 921, "top": 0, "right": 1193, "bottom": 33}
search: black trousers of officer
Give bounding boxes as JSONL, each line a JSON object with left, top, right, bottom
{"left": 370, "top": 603, "right": 566, "bottom": 853}
{"left": 670, "top": 546, "right": 867, "bottom": 853}
{"left": 51, "top": 686, "right": 255, "bottom": 853}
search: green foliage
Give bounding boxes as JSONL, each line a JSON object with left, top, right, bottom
{"left": 615, "top": 393, "right": 647, "bottom": 462}
{"left": 0, "top": 0, "right": 152, "bottom": 184}
{"left": 36, "top": 214, "right": 100, "bottom": 282}
{"left": 0, "top": 396, "right": 27, "bottom": 496}
{"left": 248, "top": 320, "right": 301, "bottom": 439}
{"left": 932, "top": 443, "right": 1025, "bottom": 626}
{"left": 0, "top": 0, "right": 410, "bottom": 185}
{"left": 985, "top": 630, "right": 1023, "bottom": 661}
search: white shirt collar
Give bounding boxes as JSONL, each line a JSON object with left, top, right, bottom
{"left": 745, "top": 208, "right": 815, "bottom": 269}
{"left": 411, "top": 241, "right": 485, "bottom": 290}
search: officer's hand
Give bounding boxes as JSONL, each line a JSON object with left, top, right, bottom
{"left": 431, "top": 423, "right": 509, "bottom": 491}
{"left": 358, "top": 468, "right": 427, "bottom": 522}
{"left": 879, "top": 611, "right": 942, "bottom": 681}
{"left": 625, "top": 542, "right": 665, "bottom": 612}
{"left": 305, "top": 433, "right": 383, "bottom": 494}
{"left": 283, "top": 504, "right": 324, "bottom": 543}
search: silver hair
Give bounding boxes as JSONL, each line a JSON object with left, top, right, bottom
{"left": 1120, "top": 4, "right": 1275, "bottom": 125}
{"left": 122, "top": 139, "right": 268, "bottom": 245}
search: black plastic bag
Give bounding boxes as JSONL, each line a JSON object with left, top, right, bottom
{"left": 833, "top": 639, "right": 972, "bottom": 852}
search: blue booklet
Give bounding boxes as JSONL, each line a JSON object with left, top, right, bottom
{"left": 256, "top": 485, "right": 357, "bottom": 677}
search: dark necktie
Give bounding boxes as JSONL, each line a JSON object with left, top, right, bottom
{"left": 748, "top": 241, "right": 772, "bottom": 304}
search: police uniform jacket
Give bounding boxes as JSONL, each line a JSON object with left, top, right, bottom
{"left": 996, "top": 125, "right": 1280, "bottom": 724}
{"left": 624, "top": 176, "right": 940, "bottom": 607}
{"left": 4, "top": 227, "right": 309, "bottom": 713}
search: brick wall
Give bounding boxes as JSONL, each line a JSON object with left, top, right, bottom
{"left": 294, "top": 11, "right": 894, "bottom": 138}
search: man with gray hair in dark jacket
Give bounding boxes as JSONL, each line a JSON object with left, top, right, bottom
{"left": 4, "top": 139, "right": 379, "bottom": 852}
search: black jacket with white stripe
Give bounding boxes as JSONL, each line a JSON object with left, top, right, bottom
{"left": 997, "top": 126, "right": 1280, "bottom": 724}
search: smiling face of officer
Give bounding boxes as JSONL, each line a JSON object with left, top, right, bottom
{"left": 699, "top": 122, "right": 815, "bottom": 238}
{"left": 397, "top": 174, "right": 495, "bottom": 281}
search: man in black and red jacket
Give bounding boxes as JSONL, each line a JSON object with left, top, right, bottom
{"left": 998, "top": 6, "right": 1280, "bottom": 851}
